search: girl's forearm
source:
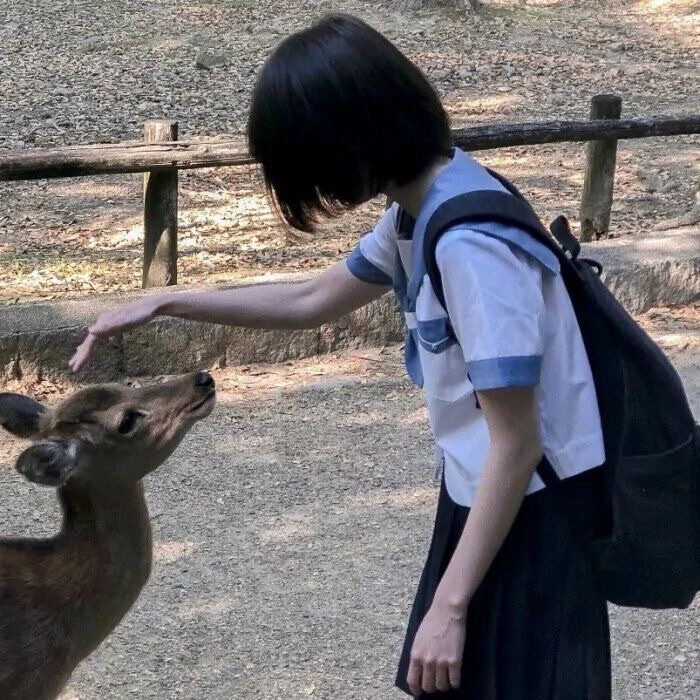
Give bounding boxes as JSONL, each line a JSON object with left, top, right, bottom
{"left": 433, "top": 442, "right": 543, "bottom": 615}
{"left": 69, "top": 262, "right": 389, "bottom": 373}
{"left": 156, "top": 281, "right": 320, "bottom": 330}
{"left": 152, "top": 262, "right": 387, "bottom": 331}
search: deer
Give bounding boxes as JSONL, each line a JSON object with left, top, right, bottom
{"left": 0, "top": 371, "right": 217, "bottom": 700}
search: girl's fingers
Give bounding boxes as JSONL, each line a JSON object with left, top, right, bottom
{"left": 69, "top": 347, "right": 85, "bottom": 372}
{"left": 435, "top": 663, "right": 451, "bottom": 693}
{"left": 421, "top": 661, "right": 437, "bottom": 694}
{"left": 448, "top": 660, "right": 461, "bottom": 689}
{"left": 69, "top": 333, "right": 96, "bottom": 372}
{"left": 69, "top": 307, "right": 139, "bottom": 372}
{"left": 406, "top": 657, "right": 422, "bottom": 696}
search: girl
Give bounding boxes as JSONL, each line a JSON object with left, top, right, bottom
{"left": 71, "top": 14, "right": 611, "bottom": 699}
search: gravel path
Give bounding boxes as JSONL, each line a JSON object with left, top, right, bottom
{"left": 0, "top": 309, "right": 698, "bottom": 699}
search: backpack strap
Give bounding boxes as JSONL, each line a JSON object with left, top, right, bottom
{"left": 422, "top": 167, "right": 588, "bottom": 313}
{"left": 486, "top": 168, "right": 582, "bottom": 259}
{"left": 423, "top": 188, "right": 558, "bottom": 311}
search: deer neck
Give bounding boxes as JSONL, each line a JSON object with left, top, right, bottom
{"left": 56, "top": 476, "right": 153, "bottom": 656}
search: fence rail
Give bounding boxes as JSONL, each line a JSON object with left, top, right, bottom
{"left": 1, "top": 96, "right": 698, "bottom": 289}
{"left": 0, "top": 114, "right": 698, "bottom": 182}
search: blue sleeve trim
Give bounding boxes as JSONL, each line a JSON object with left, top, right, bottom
{"left": 346, "top": 245, "right": 393, "bottom": 285}
{"left": 468, "top": 355, "right": 542, "bottom": 390}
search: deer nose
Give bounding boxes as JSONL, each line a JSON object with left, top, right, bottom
{"left": 194, "top": 371, "right": 215, "bottom": 389}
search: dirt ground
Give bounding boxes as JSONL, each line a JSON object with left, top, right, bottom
{"left": 0, "top": 1, "right": 698, "bottom": 694}
{"left": 0, "top": 0, "right": 698, "bottom": 303}
{"left": 0, "top": 307, "right": 698, "bottom": 700}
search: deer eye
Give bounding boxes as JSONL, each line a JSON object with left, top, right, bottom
{"left": 117, "top": 410, "right": 139, "bottom": 435}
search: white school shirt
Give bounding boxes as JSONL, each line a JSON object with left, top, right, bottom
{"left": 346, "top": 151, "right": 605, "bottom": 506}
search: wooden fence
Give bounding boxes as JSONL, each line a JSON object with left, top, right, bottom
{"left": 1, "top": 94, "right": 698, "bottom": 288}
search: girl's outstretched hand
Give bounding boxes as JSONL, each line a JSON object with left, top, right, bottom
{"left": 69, "top": 298, "right": 160, "bottom": 372}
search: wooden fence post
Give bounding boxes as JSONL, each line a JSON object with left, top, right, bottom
{"left": 579, "top": 95, "right": 622, "bottom": 242}
{"left": 143, "top": 120, "right": 178, "bottom": 287}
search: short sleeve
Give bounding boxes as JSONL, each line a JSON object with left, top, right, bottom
{"left": 435, "top": 228, "right": 545, "bottom": 391}
{"left": 345, "top": 205, "right": 397, "bottom": 286}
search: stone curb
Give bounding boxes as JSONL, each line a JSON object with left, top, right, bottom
{"left": 0, "top": 275, "right": 405, "bottom": 383}
{"left": 0, "top": 230, "right": 697, "bottom": 383}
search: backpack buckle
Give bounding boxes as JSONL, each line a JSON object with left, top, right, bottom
{"left": 550, "top": 216, "right": 581, "bottom": 260}
{"left": 580, "top": 257, "right": 604, "bottom": 276}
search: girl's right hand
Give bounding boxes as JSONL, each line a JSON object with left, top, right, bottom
{"left": 69, "top": 297, "right": 162, "bottom": 373}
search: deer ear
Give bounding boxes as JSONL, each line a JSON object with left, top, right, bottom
{"left": 15, "top": 441, "right": 77, "bottom": 487}
{"left": 0, "top": 393, "right": 47, "bottom": 438}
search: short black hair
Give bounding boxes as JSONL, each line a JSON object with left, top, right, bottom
{"left": 247, "top": 14, "right": 451, "bottom": 231}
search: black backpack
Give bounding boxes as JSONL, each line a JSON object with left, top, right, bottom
{"left": 422, "top": 169, "right": 699, "bottom": 610}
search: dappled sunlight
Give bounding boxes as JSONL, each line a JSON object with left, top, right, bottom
{"left": 488, "top": 0, "right": 566, "bottom": 6}
{"left": 45, "top": 178, "right": 135, "bottom": 200}
{"left": 625, "top": 0, "right": 699, "bottom": 50}
{"left": 346, "top": 484, "right": 435, "bottom": 512}
{"left": 0, "top": 436, "right": 27, "bottom": 465}
{"left": 170, "top": 1, "right": 231, "bottom": 24}
{"left": 0, "top": 254, "right": 138, "bottom": 303}
{"left": 596, "top": 229, "right": 700, "bottom": 259}
{"left": 153, "top": 538, "right": 199, "bottom": 564}
{"left": 214, "top": 347, "right": 406, "bottom": 400}
{"left": 644, "top": 0, "right": 697, "bottom": 13}
{"left": 59, "top": 692, "right": 81, "bottom": 700}
{"left": 653, "top": 150, "right": 700, "bottom": 169}
{"left": 258, "top": 513, "right": 317, "bottom": 544}
{"left": 447, "top": 93, "right": 524, "bottom": 120}
{"left": 339, "top": 405, "right": 421, "bottom": 428}
{"left": 178, "top": 595, "right": 238, "bottom": 621}
{"left": 1, "top": 0, "right": 696, "bottom": 303}
{"left": 252, "top": 484, "right": 435, "bottom": 550}
{"left": 398, "top": 406, "right": 431, "bottom": 427}
{"left": 179, "top": 189, "right": 278, "bottom": 242}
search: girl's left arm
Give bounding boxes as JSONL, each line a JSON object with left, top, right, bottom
{"left": 407, "top": 385, "right": 543, "bottom": 696}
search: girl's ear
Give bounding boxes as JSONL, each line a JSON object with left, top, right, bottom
{"left": 15, "top": 441, "right": 77, "bottom": 487}
{"left": 0, "top": 393, "right": 47, "bottom": 438}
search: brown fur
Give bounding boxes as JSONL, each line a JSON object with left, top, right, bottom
{"left": 0, "top": 373, "right": 216, "bottom": 700}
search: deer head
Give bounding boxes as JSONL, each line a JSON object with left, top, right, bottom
{"left": 0, "top": 372, "right": 216, "bottom": 488}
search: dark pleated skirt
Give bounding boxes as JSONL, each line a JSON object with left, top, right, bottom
{"left": 396, "top": 467, "right": 612, "bottom": 700}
